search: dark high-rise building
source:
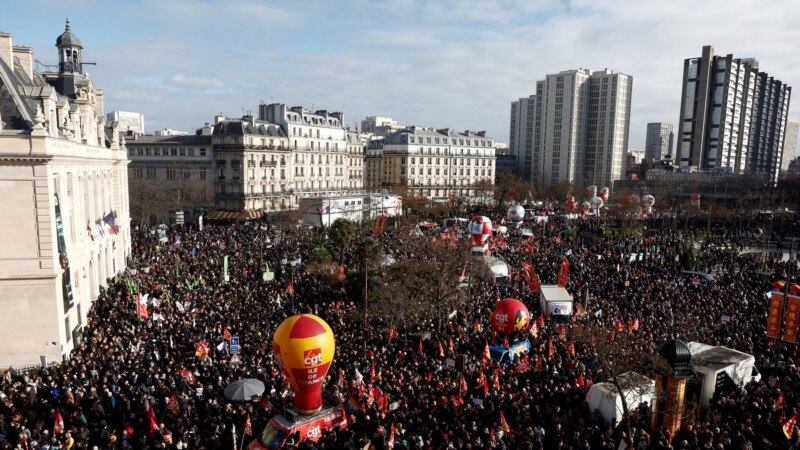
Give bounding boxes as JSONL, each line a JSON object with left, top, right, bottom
{"left": 677, "top": 45, "right": 791, "bottom": 184}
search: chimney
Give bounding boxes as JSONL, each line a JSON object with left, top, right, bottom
{"left": 477, "top": 131, "right": 486, "bottom": 137}
{"left": 215, "top": 113, "right": 225, "bottom": 124}
{"left": 0, "top": 32, "right": 13, "bottom": 69}
{"left": 12, "top": 46, "right": 33, "bottom": 79}
{"left": 331, "top": 111, "right": 344, "bottom": 124}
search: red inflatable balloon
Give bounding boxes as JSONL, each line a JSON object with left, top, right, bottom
{"left": 490, "top": 298, "right": 530, "bottom": 335}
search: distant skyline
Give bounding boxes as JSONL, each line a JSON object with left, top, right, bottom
{"left": 4, "top": 0, "right": 799, "bottom": 151}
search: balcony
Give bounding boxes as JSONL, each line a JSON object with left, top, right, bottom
{"left": 247, "top": 161, "right": 256, "bottom": 167}
{"left": 260, "top": 161, "right": 277, "bottom": 167}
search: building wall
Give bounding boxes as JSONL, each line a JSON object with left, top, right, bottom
{"left": 782, "top": 121, "right": 799, "bottom": 171}
{"left": 365, "top": 127, "right": 496, "bottom": 201}
{"left": 645, "top": 123, "right": 674, "bottom": 160}
{"left": 677, "top": 45, "right": 792, "bottom": 184}
{"left": 509, "top": 95, "right": 536, "bottom": 180}
{"left": 0, "top": 26, "right": 130, "bottom": 367}
{"left": 107, "top": 110, "right": 145, "bottom": 134}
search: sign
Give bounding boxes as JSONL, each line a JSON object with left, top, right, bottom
{"left": 767, "top": 292, "right": 783, "bottom": 339}
{"left": 54, "top": 194, "right": 74, "bottom": 310}
{"left": 175, "top": 210, "right": 185, "bottom": 225}
{"left": 782, "top": 295, "right": 800, "bottom": 344}
{"left": 230, "top": 336, "right": 240, "bottom": 354}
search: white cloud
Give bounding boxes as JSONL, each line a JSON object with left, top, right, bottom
{"left": 168, "top": 74, "right": 224, "bottom": 90}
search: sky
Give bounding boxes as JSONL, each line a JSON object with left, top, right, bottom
{"left": 4, "top": 0, "right": 800, "bottom": 155}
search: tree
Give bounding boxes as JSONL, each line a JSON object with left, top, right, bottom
{"left": 544, "top": 181, "right": 574, "bottom": 202}
{"left": 494, "top": 172, "right": 536, "bottom": 206}
{"left": 326, "top": 218, "right": 356, "bottom": 263}
{"left": 372, "top": 236, "right": 476, "bottom": 331}
{"left": 473, "top": 179, "right": 495, "bottom": 208}
{"left": 355, "top": 236, "right": 383, "bottom": 348}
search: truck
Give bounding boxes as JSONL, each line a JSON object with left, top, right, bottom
{"left": 248, "top": 405, "right": 348, "bottom": 450}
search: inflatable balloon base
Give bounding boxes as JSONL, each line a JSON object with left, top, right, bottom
{"left": 487, "top": 340, "right": 531, "bottom": 364}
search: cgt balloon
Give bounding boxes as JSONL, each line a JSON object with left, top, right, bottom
{"left": 490, "top": 298, "right": 530, "bottom": 335}
{"left": 273, "top": 314, "right": 335, "bottom": 415}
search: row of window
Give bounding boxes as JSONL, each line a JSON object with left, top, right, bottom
{"left": 399, "top": 168, "right": 492, "bottom": 177}
{"left": 129, "top": 147, "right": 207, "bottom": 157}
{"left": 399, "top": 157, "right": 494, "bottom": 166}
{"left": 407, "top": 136, "right": 492, "bottom": 147}
{"left": 130, "top": 167, "right": 208, "bottom": 180}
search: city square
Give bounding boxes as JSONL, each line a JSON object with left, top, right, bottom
{"left": 1, "top": 2, "right": 799, "bottom": 449}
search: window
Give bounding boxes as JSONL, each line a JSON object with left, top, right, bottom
{"left": 171, "top": 148, "right": 178, "bottom": 156}
{"left": 200, "top": 168, "right": 207, "bottom": 180}
{"left": 146, "top": 167, "right": 156, "bottom": 179}
{"left": 188, "top": 148, "right": 195, "bottom": 156}
{"left": 132, "top": 167, "right": 143, "bottom": 178}
{"left": 200, "top": 148, "right": 207, "bottom": 156}
{"left": 181, "top": 168, "right": 190, "bottom": 179}
{"left": 179, "top": 148, "right": 186, "bottom": 156}
{"left": 166, "top": 167, "right": 176, "bottom": 180}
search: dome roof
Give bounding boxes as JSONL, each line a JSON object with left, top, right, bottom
{"left": 656, "top": 339, "right": 693, "bottom": 377}
{"left": 56, "top": 20, "right": 82, "bottom": 49}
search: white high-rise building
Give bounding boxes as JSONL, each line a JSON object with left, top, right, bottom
{"left": 645, "top": 123, "right": 674, "bottom": 160}
{"left": 782, "top": 121, "right": 799, "bottom": 171}
{"left": 509, "top": 95, "right": 535, "bottom": 180}
{"left": 510, "top": 69, "right": 632, "bottom": 189}
{"left": 107, "top": 110, "right": 145, "bottom": 134}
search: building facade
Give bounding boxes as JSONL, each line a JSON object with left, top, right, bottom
{"left": 365, "top": 127, "right": 496, "bottom": 201}
{"left": 677, "top": 45, "right": 791, "bottom": 184}
{"left": 645, "top": 123, "right": 674, "bottom": 161}
{"left": 107, "top": 110, "right": 144, "bottom": 134}
{"left": 125, "top": 132, "right": 213, "bottom": 224}
{"left": 259, "top": 103, "right": 351, "bottom": 198}
{"left": 346, "top": 131, "right": 366, "bottom": 190}
{"left": 509, "top": 95, "right": 535, "bottom": 180}
{"left": 360, "top": 115, "right": 405, "bottom": 137}
{"left": 511, "top": 68, "right": 632, "bottom": 189}
{"left": 782, "top": 121, "right": 799, "bottom": 172}
{"left": 0, "top": 23, "right": 131, "bottom": 366}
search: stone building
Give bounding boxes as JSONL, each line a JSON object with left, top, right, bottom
{"left": 0, "top": 22, "right": 130, "bottom": 366}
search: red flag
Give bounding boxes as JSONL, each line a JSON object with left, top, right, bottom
{"left": 557, "top": 256, "right": 569, "bottom": 287}
{"left": 195, "top": 341, "right": 209, "bottom": 359}
{"left": 616, "top": 319, "right": 625, "bottom": 333}
{"left": 286, "top": 282, "right": 295, "bottom": 296}
{"left": 136, "top": 293, "right": 149, "bottom": 318}
{"left": 473, "top": 319, "right": 482, "bottom": 334}
{"left": 567, "top": 341, "right": 575, "bottom": 356}
{"left": 178, "top": 368, "right": 194, "bottom": 384}
{"left": 337, "top": 368, "right": 345, "bottom": 388}
{"left": 418, "top": 338, "right": 424, "bottom": 356}
{"left": 547, "top": 339, "right": 555, "bottom": 358}
{"left": 535, "top": 354, "right": 544, "bottom": 372}
{"left": 387, "top": 425, "right": 396, "bottom": 449}
{"left": 502, "top": 335, "right": 509, "bottom": 349}
{"left": 438, "top": 339, "right": 445, "bottom": 357}
{"left": 520, "top": 261, "right": 541, "bottom": 293}
{"left": 560, "top": 324, "right": 568, "bottom": 341}
{"left": 166, "top": 393, "right": 180, "bottom": 415}
{"left": 499, "top": 411, "right": 510, "bottom": 433}
{"left": 54, "top": 408, "right": 65, "bottom": 435}
{"left": 577, "top": 372, "right": 585, "bottom": 388}
{"left": 784, "top": 414, "right": 797, "bottom": 439}
{"left": 483, "top": 378, "right": 489, "bottom": 397}
{"left": 627, "top": 320, "right": 634, "bottom": 334}
{"left": 775, "top": 391, "right": 786, "bottom": 410}
{"left": 223, "top": 326, "right": 232, "bottom": 340}
{"left": 537, "top": 314, "right": 545, "bottom": 328}
{"left": 448, "top": 336, "right": 455, "bottom": 353}
{"left": 370, "top": 360, "right": 376, "bottom": 379}
{"left": 460, "top": 375, "right": 468, "bottom": 394}
{"left": 146, "top": 399, "right": 159, "bottom": 436}
{"left": 244, "top": 414, "right": 253, "bottom": 436}
{"left": 518, "top": 355, "right": 530, "bottom": 373}
{"left": 389, "top": 325, "right": 398, "bottom": 340}
{"left": 608, "top": 330, "right": 616, "bottom": 342}
{"left": 482, "top": 341, "right": 491, "bottom": 364}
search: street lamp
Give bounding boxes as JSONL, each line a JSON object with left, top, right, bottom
{"left": 283, "top": 255, "right": 301, "bottom": 311}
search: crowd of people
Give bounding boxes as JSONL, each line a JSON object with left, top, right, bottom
{"left": 0, "top": 210, "right": 798, "bottom": 450}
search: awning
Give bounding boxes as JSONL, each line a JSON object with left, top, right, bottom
{"left": 205, "top": 210, "right": 264, "bottom": 221}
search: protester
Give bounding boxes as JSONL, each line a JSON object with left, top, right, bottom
{"left": 0, "top": 211, "right": 797, "bottom": 450}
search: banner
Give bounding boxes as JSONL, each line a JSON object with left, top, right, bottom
{"left": 782, "top": 295, "right": 800, "bottom": 344}
{"left": 54, "top": 194, "right": 74, "bottom": 310}
{"left": 223, "top": 255, "right": 229, "bottom": 282}
{"left": 520, "top": 262, "right": 541, "bottom": 293}
{"left": 557, "top": 256, "right": 570, "bottom": 288}
{"left": 767, "top": 292, "right": 783, "bottom": 339}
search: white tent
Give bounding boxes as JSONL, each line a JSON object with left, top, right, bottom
{"left": 586, "top": 372, "right": 655, "bottom": 425}
{"left": 687, "top": 342, "right": 759, "bottom": 406}
{"left": 483, "top": 256, "right": 509, "bottom": 281}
